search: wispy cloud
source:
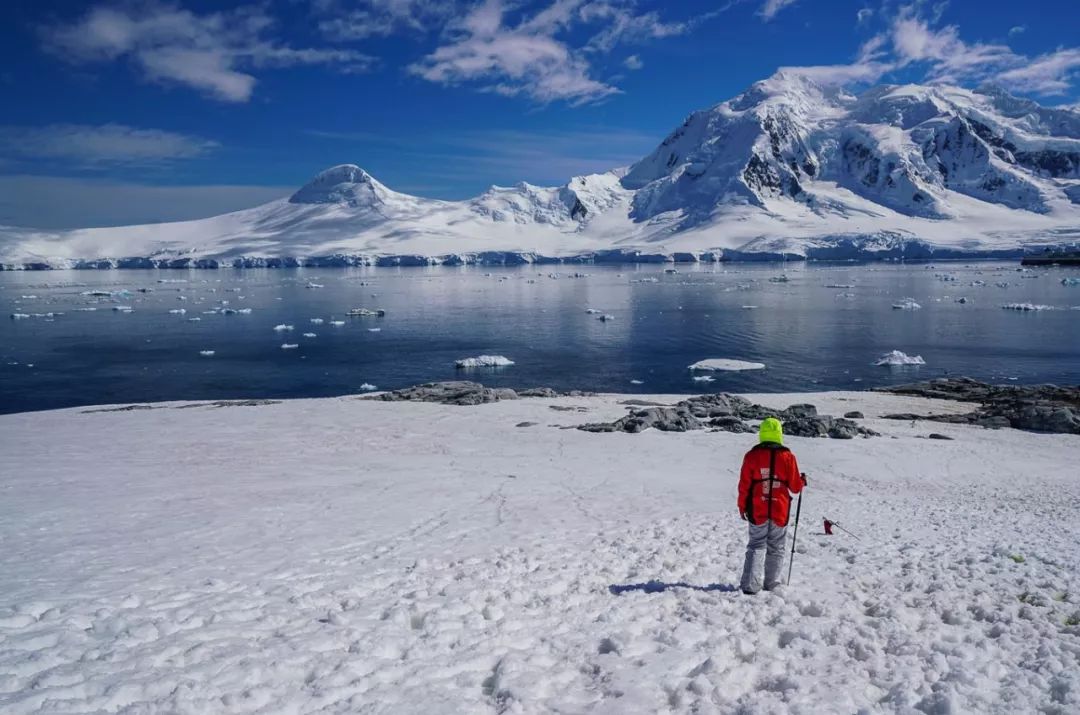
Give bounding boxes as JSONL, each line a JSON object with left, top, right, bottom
{"left": 759, "top": 0, "right": 799, "bottom": 21}
{"left": 41, "top": 3, "right": 375, "bottom": 102}
{"left": 996, "top": 48, "right": 1080, "bottom": 96}
{"left": 0, "top": 124, "right": 218, "bottom": 167}
{"left": 407, "top": 0, "right": 709, "bottom": 105}
{"left": 312, "top": 0, "right": 457, "bottom": 40}
{"left": 776, "top": 4, "right": 1080, "bottom": 97}
{"left": 623, "top": 54, "right": 643, "bottom": 70}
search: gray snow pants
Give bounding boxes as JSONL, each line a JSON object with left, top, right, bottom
{"left": 740, "top": 520, "right": 787, "bottom": 593}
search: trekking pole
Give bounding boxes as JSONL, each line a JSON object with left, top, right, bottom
{"left": 823, "top": 516, "right": 861, "bottom": 540}
{"left": 786, "top": 489, "right": 804, "bottom": 586}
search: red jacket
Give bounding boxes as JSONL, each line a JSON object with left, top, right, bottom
{"left": 738, "top": 443, "right": 803, "bottom": 527}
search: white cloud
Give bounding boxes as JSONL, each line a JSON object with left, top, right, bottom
{"left": 623, "top": 54, "right": 643, "bottom": 70}
{"left": 759, "top": 0, "right": 799, "bottom": 21}
{"left": 996, "top": 48, "right": 1080, "bottom": 96}
{"left": 778, "top": 34, "right": 894, "bottom": 86}
{"left": 0, "top": 124, "right": 217, "bottom": 166}
{"left": 313, "top": 0, "right": 456, "bottom": 40}
{"left": 0, "top": 175, "right": 290, "bottom": 228}
{"left": 886, "top": 7, "right": 1080, "bottom": 95}
{"left": 1008, "top": 25, "right": 1026, "bottom": 37}
{"left": 856, "top": 8, "right": 873, "bottom": 25}
{"left": 407, "top": 0, "right": 705, "bottom": 104}
{"left": 42, "top": 3, "right": 374, "bottom": 102}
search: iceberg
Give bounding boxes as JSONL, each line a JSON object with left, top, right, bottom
{"left": 359, "top": 383, "right": 377, "bottom": 391}
{"left": 455, "top": 355, "right": 515, "bottom": 368}
{"left": 874, "top": 350, "right": 926, "bottom": 366}
{"left": 688, "top": 359, "right": 766, "bottom": 371}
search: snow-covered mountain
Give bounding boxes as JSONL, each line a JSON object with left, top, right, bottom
{"left": 3, "top": 73, "right": 1079, "bottom": 269}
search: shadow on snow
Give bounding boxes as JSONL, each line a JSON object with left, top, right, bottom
{"left": 608, "top": 580, "right": 740, "bottom": 595}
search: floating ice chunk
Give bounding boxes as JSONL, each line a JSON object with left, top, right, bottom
{"left": 169, "top": 308, "right": 186, "bottom": 315}
{"left": 692, "top": 375, "right": 715, "bottom": 383}
{"left": 10, "top": 313, "right": 30, "bottom": 319}
{"left": 1001, "top": 303, "right": 1053, "bottom": 311}
{"left": 875, "top": 350, "right": 926, "bottom": 366}
{"left": 995, "top": 282, "right": 1009, "bottom": 288}
{"left": 236, "top": 308, "right": 251, "bottom": 314}
{"left": 455, "top": 355, "right": 514, "bottom": 368}
{"left": 630, "top": 379, "right": 644, "bottom": 385}
{"left": 359, "top": 383, "right": 377, "bottom": 391}
{"left": 281, "top": 343, "right": 299, "bottom": 349}
{"left": 273, "top": 324, "right": 294, "bottom": 332}
{"left": 956, "top": 297, "right": 971, "bottom": 304}
{"left": 330, "top": 320, "right": 345, "bottom": 326}
{"left": 346, "top": 308, "right": 385, "bottom": 317}
{"left": 20, "top": 295, "right": 38, "bottom": 299}
{"left": 824, "top": 283, "right": 853, "bottom": 289}
{"left": 73, "top": 307, "right": 97, "bottom": 312}
{"left": 585, "top": 308, "right": 601, "bottom": 314}
{"left": 598, "top": 314, "right": 615, "bottom": 322}
{"left": 83, "top": 290, "right": 113, "bottom": 297}
{"left": 199, "top": 350, "right": 215, "bottom": 357}
{"left": 1063, "top": 277, "right": 1080, "bottom": 286}
{"left": 689, "top": 359, "right": 766, "bottom": 371}
{"left": 741, "top": 305, "right": 758, "bottom": 310}
{"left": 188, "top": 317, "right": 201, "bottom": 322}
{"left": 306, "top": 283, "right": 324, "bottom": 289}
{"left": 302, "top": 332, "right": 317, "bottom": 338}
{"left": 310, "top": 318, "right": 324, "bottom": 324}
{"left": 112, "top": 306, "right": 133, "bottom": 312}
{"left": 891, "top": 299, "right": 921, "bottom": 310}
{"left": 367, "top": 328, "right": 381, "bottom": 332}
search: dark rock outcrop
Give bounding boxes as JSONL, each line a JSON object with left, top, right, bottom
{"left": 370, "top": 382, "right": 587, "bottom": 405}
{"left": 579, "top": 393, "right": 879, "bottom": 438}
{"left": 877, "top": 377, "right": 1080, "bottom": 434}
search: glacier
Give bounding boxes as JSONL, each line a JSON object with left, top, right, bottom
{"left": 2, "top": 73, "right": 1079, "bottom": 270}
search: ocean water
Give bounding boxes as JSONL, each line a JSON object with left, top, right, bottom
{"left": 2, "top": 262, "right": 1078, "bottom": 414}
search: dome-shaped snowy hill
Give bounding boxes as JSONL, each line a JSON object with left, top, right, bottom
{"left": 1, "top": 75, "right": 1078, "bottom": 269}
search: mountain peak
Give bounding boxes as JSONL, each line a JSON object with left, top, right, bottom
{"left": 289, "top": 164, "right": 385, "bottom": 205}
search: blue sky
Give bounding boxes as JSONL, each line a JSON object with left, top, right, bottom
{"left": 1, "top": 0, "right": 1078, "bottom": 227}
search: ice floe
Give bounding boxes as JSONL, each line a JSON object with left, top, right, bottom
{"left": 281, "top": 343, "right": 299, "bottom": 349}
{"left": 692, "top": 375, "right": 715, "bottom": 382}
{"left": 688, "top": 359, "right": 766, "bottom": 371}
{"left": 310, "top": 318, "right": 324, "bottom": 324}
{"left": 273, "top": 324, "right": 294, "bottom": 332}
{"left": 1001, "top": 303, "right": 1053, "bottom": 311}
{"left": 330, "top": 320, "right": 345, "bottom": 326}
{"left": 874, "top": 350, "right": 926, "bottom": 366}
{"left": 455, "top": 355, "right": 514, "bottom": 368}
{"left": 199, "top": 350, "right": 215, "bottom": 357}
{"left": 302, "top": 333, "right": 317, "bottom": 338}
{"left": 359, "top": 383, "right": 377, "bottom": 391}
{"left": 891, "top": 299, "right": 921, "bottom": 310}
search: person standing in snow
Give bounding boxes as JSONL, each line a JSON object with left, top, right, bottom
{"left": 738, "top": 417, "right": 805, "bottom": 594}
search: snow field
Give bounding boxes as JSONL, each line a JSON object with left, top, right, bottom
{"left": 0, "top": 392, "right": 1078, "bottom": 713}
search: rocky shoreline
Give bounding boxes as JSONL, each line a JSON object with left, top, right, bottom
{"left": 877, "top": 377, "right": 1080, "bottom": 434}
{"left": 370, "top": 379, "right": 1080, "bottom": 437}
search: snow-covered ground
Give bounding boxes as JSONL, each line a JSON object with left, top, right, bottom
{"left": 2, "top": 391, "right": 1079, "bottom": 713}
